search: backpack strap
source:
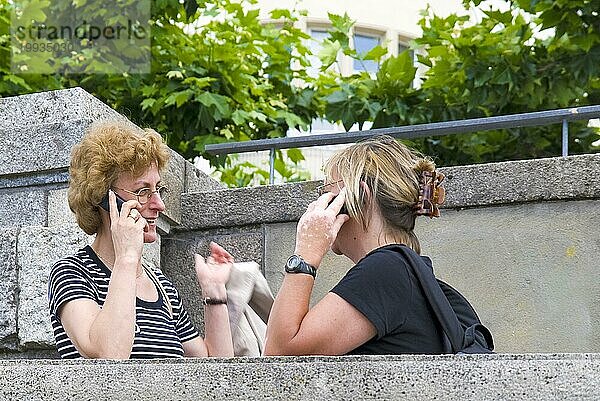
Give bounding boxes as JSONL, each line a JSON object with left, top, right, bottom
{"left": 387, "top": 245, "right": 467, "bottom": 353}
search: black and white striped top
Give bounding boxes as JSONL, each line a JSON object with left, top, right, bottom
{"left": 48, "top": 246, "right": 199, "bottom": 359}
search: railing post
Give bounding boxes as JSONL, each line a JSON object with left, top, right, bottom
{"left": 269, "top": 148, "right": 275, "bottom": 185}
{"left": 562, "top": 119, "right": 569, "bottom": 157}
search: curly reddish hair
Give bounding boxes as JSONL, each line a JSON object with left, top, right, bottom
{"left": 68, "top": 121, "right": 170, "bottom": 235}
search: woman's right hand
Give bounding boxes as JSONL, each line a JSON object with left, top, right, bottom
{"left": 108, "top": 190, "right": 145, "bottom": 267}
{"left": 195, "top": 242, "right": 234, "bottom": 299}
{"left": 294, "top": 188, "right": 349, "bottom": 268}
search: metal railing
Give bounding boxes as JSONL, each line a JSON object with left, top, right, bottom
{"left": 205, "top": 105, "right": 600, "bottom": 184}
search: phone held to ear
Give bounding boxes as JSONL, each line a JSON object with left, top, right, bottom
{"left": 327, "top": 185, "right": 367, "bottom": 216}
{"left": 99, "top": 192, "right": 126, "bottom": 213}
{"left": 328, "top": 197, "right": 348, "bottom": 216}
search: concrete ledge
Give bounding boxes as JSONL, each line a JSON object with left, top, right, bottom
{"left": 0, "top": 87, "right": 122, "bottom": 130}
{"left": 180, "top": 182, "right": 319, "bottom": 230}
{"left": 0, "top": 354, "right": 598, "bottom": 400}
{"left": 442, "top": 153, "right": 600, "bottom": 208}
{"left": 180, "top": 153, "right": 600, "bottom": 229}
{"left": 0, "top": 88, "right": 126, "bottom": 176}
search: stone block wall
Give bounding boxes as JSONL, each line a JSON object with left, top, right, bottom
{"left": 1, "top": 354, "right": 600, "bottom": 400}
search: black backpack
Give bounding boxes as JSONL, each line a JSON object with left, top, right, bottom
{"left": 390, "top": 245, "right": 495, "bottom": 354}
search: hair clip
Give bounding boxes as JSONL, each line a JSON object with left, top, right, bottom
{"left": 415, "top": 171, "right": 446, "bottom": 218}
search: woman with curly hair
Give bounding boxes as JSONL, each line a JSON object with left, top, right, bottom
{"left": 48, "top": 121, "right": 233, "bottom": 359}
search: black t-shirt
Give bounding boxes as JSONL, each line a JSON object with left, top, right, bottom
{"left": 331, "top": 244, "right": 445, "bottom": 355}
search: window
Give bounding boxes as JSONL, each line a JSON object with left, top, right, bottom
{"left": 353, "top": 33, "right": 380, "bottom": 73}
{"left": 398, "top": 42, "right": 415, "bottom": 61}
{"left": 306, "top": 29, "right": 331, "bottom": 77}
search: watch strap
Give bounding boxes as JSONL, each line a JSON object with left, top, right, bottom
{"left": 285, "top": 255, "right": 317, "bottom": 278}
{"left": 202, "top": 297, "right": 227, "bottom": 305}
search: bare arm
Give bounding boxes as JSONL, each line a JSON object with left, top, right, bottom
{"left": 182, "top": 336, "right": 208, "bottom": 357}
{"left": 264, "top": 277, "right": 376, "bottom": 355}
{"left": 184, "top": 242, "right": 234, "bottom": 357}
{"left": 60, "top": 264, "right": 138, "bottom": 358}
{"left": 60, "top": 191, "right": 145, "bottom": 359}
{"left": 265, "top": 189, "right": 376, "bottom": 355}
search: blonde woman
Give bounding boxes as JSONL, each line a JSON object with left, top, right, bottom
{"left": 48, "top": 121, "right": 234, "bottom": 359}
{"left": 265, "top": 135, "right": 448, "bottom": 355}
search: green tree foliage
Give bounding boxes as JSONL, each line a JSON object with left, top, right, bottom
{"left": 215, "top": 149, "right": 310, "bottom": 187}
{"left": 1, "top": 0, "right": 599, "bottom": 183}
{"left": 318, "top": 1, "right": 600, "bottom": 165}
{"left": 0, "top": 0, "right": 316, "bottom": 185}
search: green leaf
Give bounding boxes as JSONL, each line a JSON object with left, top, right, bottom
{"left": 491, "top": 66, "right": 512, "bottom": 85}
{"left": 197, "top": 92, "right": 230, "bottom": 117}
{"left": 482, "top": 9, "right": 514, "bottom": 25}
{"left": 270, "top": 9, "right": 292, "bottom": 20}
{"left": 273, "top": 157, "right": 288, "bottom": 177}
{"left": 328, "top": 13, "right": 354, "bottom": 34}
{"left": 325, "top": 89, "right": 349, "bottom": 104}
{"left": 474, "top": 68, "right": 494, "bottom": 88}
{"left": 428, "top": 46, "right": 449, "bottom": 58}
{"left": 140, "top": 98, "right": 155, "bottom": 110}
{"left": 362, "top": 45, "right": 387, "bottom": 61}
{"left": 286, "top": 148, "right": 305, "bottom": 163}
{"left": 231, "top": 109, "right": 250, "bottom": 125}
{"left": 248, "top": 110, "right": 268, "bottom": 123}
{"left": 276, "top": 110, "right": 304, "bottom": 128}
{"left": 165, "top": 90, "right": 193, "bottom": 108}
{"left": 318, "top": 40, "right": 341, "bottom": 69}
{"left": 220, "top": 128, "right": 234, "bottom": 139}
{"left": 5, "top": 74, "right": 27, "bottom": 86}
{"left": 376, "top": 51, "right": 416, "bottom": 87}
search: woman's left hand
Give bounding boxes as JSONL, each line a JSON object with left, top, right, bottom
{"left": 194, "top": 242, "right": 234, "bottom": 298}
{"left": 294, "top": 188, "right": 349, "bottom": 268}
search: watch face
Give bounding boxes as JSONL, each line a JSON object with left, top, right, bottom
{"left": 286, "top": 255, "right": 301, "bottom": 271}
{"left": 285, "top": 255, "right": 316, "bottom": 277}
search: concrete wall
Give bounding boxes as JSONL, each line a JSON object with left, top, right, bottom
{"left": 0, "top": 354, "right": 599, "bottom": 400}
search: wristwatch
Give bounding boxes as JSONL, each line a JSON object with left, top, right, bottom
{"left": 285, "top": 255, "right": 317, "bottom": 278}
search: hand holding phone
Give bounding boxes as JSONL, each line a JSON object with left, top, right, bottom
{"left": 99, "top": 190, "right": 146, "bottom": 271}
{"left": 328, "top": 197, "right": 348, "bottom": 215}
{"left": 99, "top": 191, "right": 126, "bottom": 213}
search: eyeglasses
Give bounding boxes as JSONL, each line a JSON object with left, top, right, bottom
{"left": 316, "top": 179, "right": 344, "bottom": 196}
{"left": 112, "top": 185, "right": 168, "bottom": 204}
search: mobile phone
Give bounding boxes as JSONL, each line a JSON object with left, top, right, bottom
{"left": 327, "top": 185, "right": 367, "bottom": 216}
{"left": 328, "top": 197, "right": 348, "bottom": 216}
{"left": 99, "top": 192, "right": 126, "bottom": 213}
{"left": 339, "top": 204, "right": 348, "bottom": 215}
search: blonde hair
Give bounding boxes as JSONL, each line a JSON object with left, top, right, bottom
{"left": 324, "top": 135, "right": 436, "bottom": 254}
{"left": 68, "top": 121, "right": 171, "bottom": 235}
